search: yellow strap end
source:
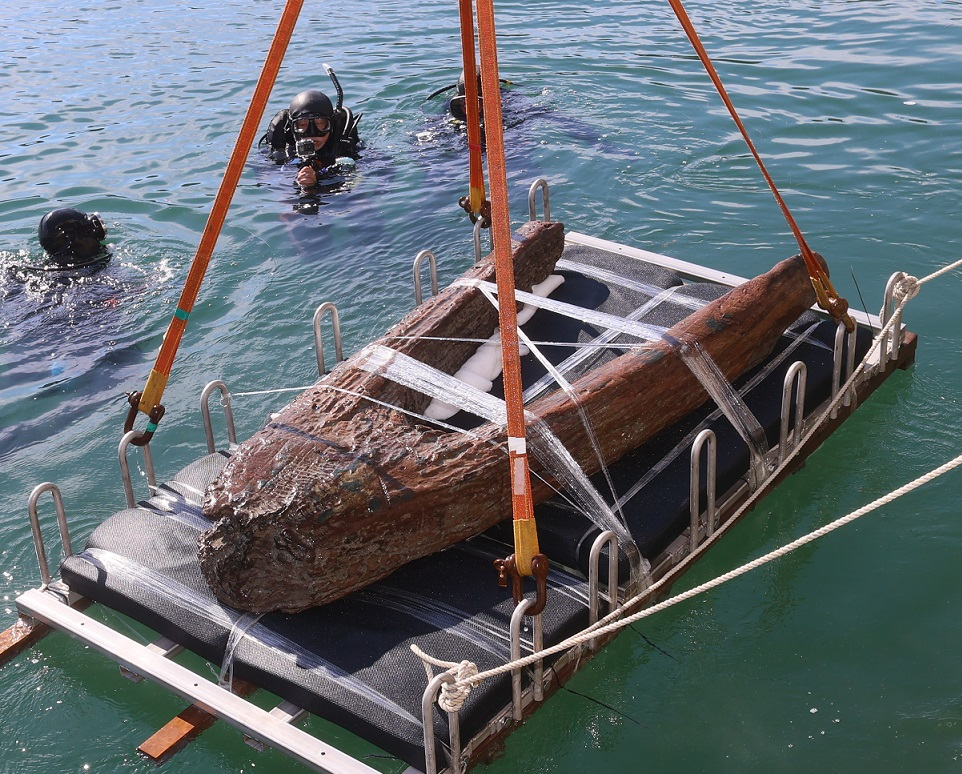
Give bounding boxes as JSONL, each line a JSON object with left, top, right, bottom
{"left": 470, "top": 186, "right": 485, "bottom": 213}
{"left": 139, "top": 369, "right": 170, "bottom": 415}
{"left": 513, "top": 517, "right": 540, "bottom": 577}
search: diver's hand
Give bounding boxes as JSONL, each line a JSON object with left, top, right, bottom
{"left": 295, "top": 163, "right": 318, "bottom": 189}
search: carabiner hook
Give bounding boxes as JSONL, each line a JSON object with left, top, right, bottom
{"left": 459, "top": 196, "right": 492, "bottom": 228}
{"left": 494, "top": 552, "right": 550, "bottom": 616}
{"left": 123, "top": 391, "right": 165, "bottom": 447}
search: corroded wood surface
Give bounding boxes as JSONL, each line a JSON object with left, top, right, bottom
{"left": 199, "top": 223, "right": 819, "bottom": 614}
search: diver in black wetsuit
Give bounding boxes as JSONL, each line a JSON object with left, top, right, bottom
{"left": 259, "top": 66, "right": 362, "bottom": 190}
{"left": 36, "top": 208, "right": 109, "bottom": 270}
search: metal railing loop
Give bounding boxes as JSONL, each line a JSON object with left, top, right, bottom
{"left": 880, "top": 271, "right": 906, "bottom": 369}
{"left": 313, "top": 302, "right": 344, "bottom": 376}
{"left": 588, "top": 530, "right": 619, "bottom": 650}
{"left": 527, "top": 178, "right": 551, "bottom": 222}
{"left": 119, "top": 430, "right": 157, "bottom": 508}
{"left": 779, "top": 362, "right": 807, "bottom": 463}
{"left": 420, "top": 670, "right": 466, "bottom": 774}
{"left": 510, "top": 597, "right": 544, "bottom": 720}
{"left": 413, "top": 249, "right": 439, "bottom": 306}
{"left": 690, "top": 429, "right": 717, "bottom": 552}
{"left": 27, "top": 482, "right": 73, "bottom": 587}
{"left": 200, "top": 380, "right": 237, "bottom": 454}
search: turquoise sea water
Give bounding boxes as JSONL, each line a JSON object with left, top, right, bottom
{"left": 1, "top": 1, "right": 961, "bottom": 771}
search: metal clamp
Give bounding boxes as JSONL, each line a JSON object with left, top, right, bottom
{"left": 494, "top": 553, "right": 549, "bottom": 616}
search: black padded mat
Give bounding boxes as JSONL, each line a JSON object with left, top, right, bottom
{"left": 59, "top": 242, "right": 867, "bottom": 770}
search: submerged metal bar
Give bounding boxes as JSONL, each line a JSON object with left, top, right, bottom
{"left": 313, "top": 302, "right": 344, "bottom": 376}
{"left": 689, "top": 429, "right": 717, "bottom": 552}
{"left": 200, "top": 380, "right": 237, "bottom": 454}
{"left": 413, "top": 250, "right": 439, "bottom": 306}
{"left": 121, "top": 636, "right": 184, "bottom": 682}
{"left": 15, "top": 589, "right": 381, "bottom": 774}
{"left": 245, "top": 701, "right": 309, "bottom": 751}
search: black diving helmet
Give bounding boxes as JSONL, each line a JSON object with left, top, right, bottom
{"left": 449, "top": 70, "right": 483, "bottom": 123}
{"left": 38, "top": 208, "right": 107, "bottom": 266}
{"left": 289, "top": 90, "right": 334, "bottom": 138}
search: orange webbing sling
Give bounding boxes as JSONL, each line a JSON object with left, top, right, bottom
{"left": 473, "top": 0, "right": 544, "bottom": 587}
{"left": 125, "top": 0, "right": 305, "bottom": 443}
{"left": 458, "top": 0, "right": 488, "bottom": 222}
{"left": 666, "top": 0, "right": 854, "bottom": 331}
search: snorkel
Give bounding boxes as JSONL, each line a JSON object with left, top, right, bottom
{"left": 323, "top": 63, "right": 344, "bottom": 111}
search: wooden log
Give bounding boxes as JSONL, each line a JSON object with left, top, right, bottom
{"left": 199, "top": 223, "right": 819, "bottom": 614}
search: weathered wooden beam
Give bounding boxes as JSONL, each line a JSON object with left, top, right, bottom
{"left": 0, "top": 615, "right": 51, "bottom": 667}
{"left": 199, "top": 225, "right": 821, "bottom": 614}
{"left": 137, "top": 678, "right": 257, "bottom": 763}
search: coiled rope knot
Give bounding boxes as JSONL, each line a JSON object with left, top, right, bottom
{"left": 438, "top": 660, "right": 478, "bottom": 713}
{"left": 894, "top": 274, "right": 921, "bottom": 302}
{"left": 410, "top": 644, "right": 479, "bottom": 714}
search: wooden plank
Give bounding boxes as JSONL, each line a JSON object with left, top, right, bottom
{"left": 0, "top": 615, "right": 50, "bottom": 667}
{"left": 138, "top": 678, "right": 256, "bottom": 763}
{"left": 0, "top": 596, "right": 91, "bottom": 668}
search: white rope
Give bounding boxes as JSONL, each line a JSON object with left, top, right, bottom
{"left": 917, "top": 255, "right": 962, "bottom": 285}
{"left": 434, "top": 256, "right": 960, "bottom": 691}
{"left": 228, "top": 386, "right": 314, "bottom": 398}
{"left": 410, "top": 643, "right": 478, "bottom": 714}
{"left": 454, "top": 449, "right": 962, "bottom": 689}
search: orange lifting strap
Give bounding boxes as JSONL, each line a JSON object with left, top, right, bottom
{"left": 471, "top": 0, "right": 543, "bottom": 582}
{"left": 667, "top": 0, "right": 854, "bottom": 332}
{"left": 458, "top": 0, "right": 488, "bottom": 222}
{"left": 125, "top": 0, "right": 305, "bottom": 443}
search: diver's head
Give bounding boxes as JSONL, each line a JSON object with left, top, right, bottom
{"left": 38, "top": 208, "right": 107, "bottom": 266}
{"left": 289, "top": 90, "right": 335, "bottom": 140}
{"left": 449, "top": 70, "right": 483, "bottom": 122}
